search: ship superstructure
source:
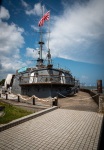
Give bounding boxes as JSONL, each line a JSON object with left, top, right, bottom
{"left": 11, "top": 43, "right": 79, "bottom": 97}
{"left": 4, "top": 10, "right": 80, "bottom": 98}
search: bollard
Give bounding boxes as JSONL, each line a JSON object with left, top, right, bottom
{"left": 6, "top": 93, "right": 8, "bottom": 100}
{"left": 97, "top": 80, "right": 102, "bottom": 93}
{"left": 52, "top": 96, "right": 58, "bottom": 106}
{"left": 33, "top": 97, "right": 35, "bottom": 105}
{"left": 18, "top": 95, "right": 20, "bottom": 102}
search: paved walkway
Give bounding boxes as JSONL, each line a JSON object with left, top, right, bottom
{"left": 0, "top": 109, "right": 103, "bottom": 150}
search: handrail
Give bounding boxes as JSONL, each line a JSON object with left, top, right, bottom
{"left": 18, "top": 74, "right": 78, "bottom": 85}
{"left": 20, "top": 75, "right": 74, "bottom": 78}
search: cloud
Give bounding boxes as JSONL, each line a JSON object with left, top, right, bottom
{"left": 21, "top": 0, "right": 42, "bottom": 16}
{"left": 0, "top": 7, "right": 25, "bottom": 79}
{"left": 0, "top": 6, "right": 10, "bottom": 20}
{"left": 26, "top": 3, "right": 42, "bottom": 16}
{"left": 31, "top": 25, "right": 39, "bottom": 31}
{"left": 0, "top": 56, "right": 28, "bottom": 80}
{"left": 0, "top": 21, "right": 24, "bottom": 56}
{"left": 49, "top": 0, "right": 104, "bottom": 64}
{"left": 26, "top": 47, "right": 38, "bottom": 59}
{"left": 26, "top": 47, "right": 47, "bottom": 59}
{"left": 0, "top": 61, "right": 2, "bottom": 70}
{"left": 21, "top": 0, "right": 29, "bottom": 8}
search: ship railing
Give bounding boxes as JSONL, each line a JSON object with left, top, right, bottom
{"left": 52, "top": 62, "right": 71, "bottom": 72}
{"left": 19, "top": 75, "right": 75, "bottom": 85}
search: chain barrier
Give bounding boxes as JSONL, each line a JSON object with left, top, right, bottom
{"left": 57, "top": 92, "right": 66, "bottom": 98}
{"left": 8, "top": 94, "right": 18, "bottom": 100}
{"left": 0, "top": 92, "right": 55, "bottom": 102}
{"left": 1, "top": 91, "right": 99, "bottom": 102}
{"left": 12, "top": 94, "right": 50, "bottom": 102}
{"left": 17, "top": 94, "right": 33, "bottom": 101}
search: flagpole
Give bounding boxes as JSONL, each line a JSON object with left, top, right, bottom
{"left": 48, "top": 11, "right": 50, "bottom": 50}
{"left": 38, "top": 9, "right": 50, "bottom": 65}
{"left": 39, "top": 5, "right": 44, "bottom": 60}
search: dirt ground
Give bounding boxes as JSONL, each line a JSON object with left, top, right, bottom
{"left": 58, "top": 91, "right": 98, "bottom": 112}
{"left": 0, "top": 91, "right": 98, "bottom": 113}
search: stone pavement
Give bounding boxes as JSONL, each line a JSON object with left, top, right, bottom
{"left": 0, "top": 109, "right": 103, "bottom": 150}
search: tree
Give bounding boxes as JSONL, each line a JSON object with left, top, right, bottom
{"left": 0, "top": 79, "right": 5, "bottom": 86}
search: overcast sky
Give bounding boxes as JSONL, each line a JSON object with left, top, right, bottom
{"left": 0, "top": 0, "right": 104, "bottom": 86}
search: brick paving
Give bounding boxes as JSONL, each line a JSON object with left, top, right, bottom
{"left": 0, "top": 109, "right": 103, "bottom": 150}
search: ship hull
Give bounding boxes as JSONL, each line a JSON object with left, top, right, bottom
{"left": 11, "top": 68, "right": 79, "bottom": 98}
{"left": 20, "top": 83, "right": 76, "bottom": 98}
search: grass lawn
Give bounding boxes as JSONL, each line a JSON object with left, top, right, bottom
{"left": 0, "top": 101, "right": 33, "bottom": 124}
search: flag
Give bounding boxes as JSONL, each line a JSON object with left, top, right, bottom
{"left": 38, "top": 11, "right": 50, "bottom": 27}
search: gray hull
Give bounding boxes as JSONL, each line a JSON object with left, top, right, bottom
{"left": 20, "top": 83, "right": 75, "bottom": 98}
{"left": 11, "top": 66, "right": 79, "bottom": 98}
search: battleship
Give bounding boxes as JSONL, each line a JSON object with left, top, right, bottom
{"left": 3, "top": 11, "right": 80, "bottom": 98}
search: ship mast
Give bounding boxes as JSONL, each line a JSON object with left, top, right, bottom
{"left": 47, "top": 11, "right": 53, "bottom": 68}
{"left": 37, "top": 6, "right": 44, "bottom": 67}
{"left": 40, "top": 6, "right": 44, "bottom": 60}
{"left": 37, "top": 7, "right": 52, "bottom": 68}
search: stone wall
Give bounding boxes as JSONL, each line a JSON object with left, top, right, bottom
{"left": 80, "top": 88, "right": 104, "bottom": 113}
{"left": 80, "top": 88, "right": 100, "bottom": 105}
{"left": 99, "top": 96, "right": 104, "bottom": 113}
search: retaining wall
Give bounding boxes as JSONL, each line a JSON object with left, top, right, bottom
{"left": 0, "top": 106, "right": 58, "bottom": 132}
{"left": 80, "top": 88, "right": 104, "bottom": 112}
